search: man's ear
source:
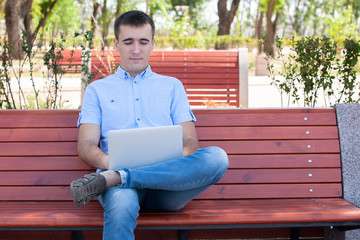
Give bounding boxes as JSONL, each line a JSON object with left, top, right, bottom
{"left": 151, "top": 37, "right": 155, "bottom": 50}
{"left": 114, "top": 38, "right": 119, "bottom": 51}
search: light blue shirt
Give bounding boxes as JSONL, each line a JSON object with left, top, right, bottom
{"left": 78, "top": 65, "right": 196, "bottom": 154}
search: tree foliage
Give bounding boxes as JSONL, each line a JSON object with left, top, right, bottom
{"left": 1, "top": 0, "right": 360, "bottom": 52}
{"left": 33, "top": 0, "right": 81, "bottom": 39}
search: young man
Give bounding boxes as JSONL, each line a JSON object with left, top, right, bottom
{"left": 70, "top": 10, "right": 229, "bottom": 240}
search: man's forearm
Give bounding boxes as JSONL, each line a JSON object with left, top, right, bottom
{"left": 78, "top": 140, "right": 109, "bottom": 169}
{"left": 183, "top": 136, "right": 199, "bottom": 156}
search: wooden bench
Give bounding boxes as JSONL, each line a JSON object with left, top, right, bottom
{"left": 58, "top": 49, "right": 83, "bottom": 74}
{"left": 1, "top": 108, "right": 360, "bottom": 240}
{"left": 90, "top": 49, "right": 249, "bottom": 108}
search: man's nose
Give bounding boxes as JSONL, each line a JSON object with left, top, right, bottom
{"left": 133, "top": 42, "right": 141, "bottom": 54}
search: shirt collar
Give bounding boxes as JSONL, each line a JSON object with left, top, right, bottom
{"left": 116, "top": 65, "right": 153, "bottom": 81}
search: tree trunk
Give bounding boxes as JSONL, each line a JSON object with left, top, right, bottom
{"left": 5, "top": 0, "right": 57, "bottom": 59}
{"left": 255, "top": 2, "right": 264, "bottom": 54}
{"left": 22, "top": 0, "right": 33, "bottom": 40}
{"left": 216, "top": 0, "right": 241, "bottom": 49}
{"left": 101, "top": 0, "right": 111, "bottom": 48}
{"left": 29, "top": 0, "right": 58, "bottom": 45}
{"left": 91, "top": 0, "right": 100, "bottom": 46}
{"left": 263, "top": 0, "right": 280, "bottom": 57}
{"left": 5, "top": 0, "right": 22, "bottom": 59}
{"left": 115, "top": 0, "right": 122, "bottom": 17}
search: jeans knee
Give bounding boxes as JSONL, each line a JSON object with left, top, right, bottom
{"left": 101, "top": 188, "right": 140, "bottom": 225}
{"left": 197, "top": 147, "right": 229, "bottom": 185}
{"left": 206, "top": 146, "right": 229, "bottom": 173}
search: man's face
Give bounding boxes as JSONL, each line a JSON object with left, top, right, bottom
{"left": 114, "top": 24, "right": 154, "bottom": 78}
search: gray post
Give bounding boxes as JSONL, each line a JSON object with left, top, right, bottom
{"left": 325, "top": 103, "right": 360, "bottom": 239}
{"left": 238, "top": 48, "right": 248, "bottom": 108}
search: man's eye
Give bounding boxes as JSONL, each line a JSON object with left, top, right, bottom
{"left": 140, "top": 41, "right": 149, "bottom": 45}
{"left": 124, "top": 42, "right": 132, "bottom": 45}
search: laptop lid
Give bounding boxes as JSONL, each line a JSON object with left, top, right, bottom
{"left": 108, "top": 125, "right": 183, "bottom": 169}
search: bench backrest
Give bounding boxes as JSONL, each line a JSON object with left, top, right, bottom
{"left": 0, "top": 108, "right": 341, "bottom": 202}
{"left": 58, "top": 50, "right": 82, "bottom": 66}
{"left": 58, "top": 50, "right": 83, "bottom": 73}
{"left": 90, "top": 50, "right": 243, "bottom": 108}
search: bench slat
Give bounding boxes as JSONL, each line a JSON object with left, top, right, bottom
{"left": 0, "top": 128, "right": 78, "bottom": 142}
{"left": 0, "top": 186, "right": 71, "bottom": 201}
{"left": 0, "top": 140, "right": 339, "bottom": 156}
{"left": 0, "top": 109, "right": 335, "bottom": 127}
{"left": 150, "top": 56, "right": 238, "bottom": 62}
{"left": 150, "top": 67, "right": 239, "bottom": 73}
{"left": 220, "top": 169, "right": 341, "bottom": 184}
{"left": 0, "top": 142, "right": 77, "bottom": 156}
{"left": 0, "top": 110, "right": 79, "bottom": 128}
{"left": 150, "top": 50, "right": 239, "bottom": 57}
{"left": 0, "top": 171, "right": 90, "bottom": 186}
{"left": 0, "top": 183, "right": 342, "bottom": 201}
{"left": 188, "top": 96, "right": 238, "bottom": 101}
{"left": 195, "top": 112, "right": 336, "bottom": 126}
{"left": 200, "top": 140, "right": 340, "bottom": 154}
{"left": 0, "top": 157, "right": 90, "bottom": 170}
{"left": 198, "top": 184, "right": 342, "bottom": 199}
{"left": 185, "top": 84, "right": 238, "bottom": 89}
{"left": 0, "top": 155, "right": 339, "bottom": 171}
{"left": 228, "top": 154, "right": 341, "bottom": 168}
{"left": 0, "top": 169, "right": 340, "bottom": 186}
{"left": 158, "top": 73, "right": 238, "bottom": 79}
{"left": 197, "top": 126, "right": 339, "bottom": 140}
{"left": 186, "top": 90, "right": 238, "bottom": 95}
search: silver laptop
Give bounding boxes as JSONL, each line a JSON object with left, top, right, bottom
{"left": 108, "top": 125, "right": 183, "bottom": 169}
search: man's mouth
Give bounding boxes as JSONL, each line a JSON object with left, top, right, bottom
{"left": 130, "top": 57, "right": 142, "bottom": 61}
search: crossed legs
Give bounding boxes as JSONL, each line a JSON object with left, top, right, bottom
{"left": 71, "top": 146, "right": 229, "bottom": 240}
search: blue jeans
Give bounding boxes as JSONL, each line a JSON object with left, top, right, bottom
{"left": 97, "top": 146, "right": 229, "bottom": 240}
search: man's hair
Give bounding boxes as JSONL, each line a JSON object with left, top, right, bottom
{"left": 114, "top": 10, "right": 155, "bottom": 40}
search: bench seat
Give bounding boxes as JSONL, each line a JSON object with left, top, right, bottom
{"left": 1, "top": 198, "right": 360, "bottom": 230}
{"left": 1, "top": 108, "right": 360, "bottom": 240}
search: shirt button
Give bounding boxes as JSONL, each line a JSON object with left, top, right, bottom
{"left": 137, "top": 118, "right": 141, "bottom": 121}
{"left": 134, "top": 81, "right": 137, "bottom": 84}
{"left": 135, "top": 98, "right": 139, "bottom": 101}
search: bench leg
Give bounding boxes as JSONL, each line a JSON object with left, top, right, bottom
{"left": 178, "top": 230, "right": 189, "bottom": 240}
{"left": 72, "top": 230, "right": 85, "bottom": 240}
{"left": 290, "top": 227, "right": 300, "bottom": 240}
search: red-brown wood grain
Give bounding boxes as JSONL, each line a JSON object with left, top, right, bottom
{"left": 90, "top": 50, "right": 240, "bottom": 107}
{"left": 0, "top": 108, "right": 357, "bottom": 240}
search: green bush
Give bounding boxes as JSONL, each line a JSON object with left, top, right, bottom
{"left": 153, "top": 35, "right": 254, "bottom": 50}
{"left": 266, "top": 36, "right": 360, "bottom": 107}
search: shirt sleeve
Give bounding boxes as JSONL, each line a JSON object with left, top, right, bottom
{"left": 77, "top": 84, "right": 102, "bottom": 128}
{"left": 170, "top": 79, "right": 196, "bottom": 125}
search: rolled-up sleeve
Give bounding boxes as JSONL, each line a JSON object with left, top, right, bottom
{"left": 170, "top": 80, "right": 196, "bottom": 125}
{"left": 77, "top": 84, "right": 102, "bottom": 128}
